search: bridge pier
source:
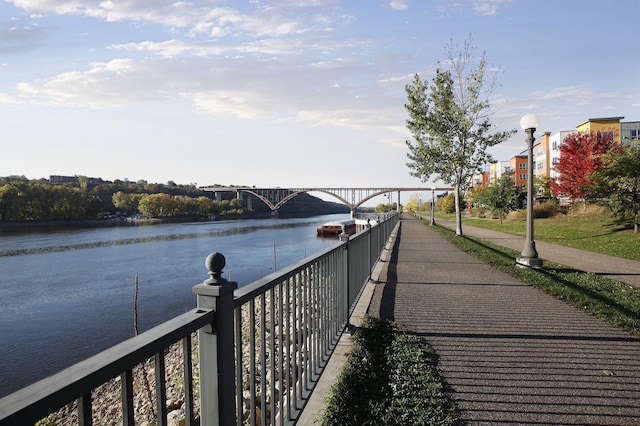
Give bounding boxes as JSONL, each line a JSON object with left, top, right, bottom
{"left": 237, "top": 190, "right": 252, "bottom": 211}
{"left": 271, "top": 209, "right": 279, "bottom": 218}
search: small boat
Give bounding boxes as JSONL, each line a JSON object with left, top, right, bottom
{"left": 316, "top": 219, "right": 357, "bottom": 237}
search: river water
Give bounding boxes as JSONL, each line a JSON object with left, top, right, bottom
{"left": 0, "top": 214, "right": 347, "bottom": 397}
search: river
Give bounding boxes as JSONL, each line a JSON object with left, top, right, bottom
{"left": 0, "top": 214, "right": 348, "bottom": 397}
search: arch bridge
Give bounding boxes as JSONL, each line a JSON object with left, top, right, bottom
{"left": 201, "top": 187, "right": 453, "bottom": 217}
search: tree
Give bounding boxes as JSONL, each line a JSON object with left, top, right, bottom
{"left": 112, "top": 191, "right": 139, "bottom": 215}
{"left": 405, "top": 36, "right": 514, "bottom": 235}
{"left": 404, "top": 195, "right": 420, "bottom": 213}
{"left": 590, "top": 144, "right": 640, "bottom": 233}
{"left": 534, "top": 175, "right": 553, "bottom": 199}
{"left": 478, "top": 175, "right": 522, "bottom": 223}
{"left": 0, "top": 183, "right": 20, "bottom": 221}
{"left": 550, "top": 131, "right": 617, "bottom": 208}
{"left": 437, "top": 193, "right": 457, "bottom": 214}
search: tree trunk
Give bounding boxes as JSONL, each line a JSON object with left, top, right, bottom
{"left": 454, "top": 184, "right": 463, "bottom": 236}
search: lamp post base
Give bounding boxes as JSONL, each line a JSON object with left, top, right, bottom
{"left": 516, "top": 256, "right": 544, "bottom": 269}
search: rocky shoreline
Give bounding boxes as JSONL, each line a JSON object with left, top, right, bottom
{"left": 43, "top": 336, "right": 200, "bottom": 426}
{"left": 42, "top": 293, "right": 291, "bottom": 426}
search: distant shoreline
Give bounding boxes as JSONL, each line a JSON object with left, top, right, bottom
{"left": 0, "top": 211, "right": 329, "bottom": 233}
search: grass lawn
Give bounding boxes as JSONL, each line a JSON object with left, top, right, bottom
{"left": 436, "top": 208, "right": 639, "bottom": 262}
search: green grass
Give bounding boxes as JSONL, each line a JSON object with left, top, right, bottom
{"left": 432, "top": 224, "right": 640, "bottom": 335}
{"left": 436, "top": 210, "right": 639, "bottom": 262}
{"left": 321, "top": 317, "right": 457, "bottom": 426}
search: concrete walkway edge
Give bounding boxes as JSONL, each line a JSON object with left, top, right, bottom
{"left": 296, "top": 221, "right": 400, "bottom": 425}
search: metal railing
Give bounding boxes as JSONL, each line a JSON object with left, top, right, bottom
{"left": 0, "top": 214, "right": 398, "bottom": 425}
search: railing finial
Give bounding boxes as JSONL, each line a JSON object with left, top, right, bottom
{"left": 204, "top": 252, "right": 227, "bottom": 285}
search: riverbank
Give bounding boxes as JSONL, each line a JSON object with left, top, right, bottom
{"left": 0, "top": 211, "right": 322, "bottom": 234}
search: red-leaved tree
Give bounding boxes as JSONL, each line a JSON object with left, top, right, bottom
{"left": 550, "top": 131, "right": 618, "bottom": 207}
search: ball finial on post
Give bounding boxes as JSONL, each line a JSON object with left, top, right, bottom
{"left": 204, "top": 252, "right": 228, "bottom": 285}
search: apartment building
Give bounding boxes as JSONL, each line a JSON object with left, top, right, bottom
{"left": 544, "top": 130, "right": 573, "bottom": 180}
{"left": 510, "top": 155, "right": 529, "bottom": 187}
{"left": 575, "top": 117, "right": 624, "bottom": 143}
{"left": 621, "top": 121, "right": 640, "bottom": 145}
{"left": 489, "top": 161, "right": 511, "bottom": 185}
{"left": 531, "top": 117, "right": 638, "bottom": 182}
{"left": 477, "top": 116, "right": 638, "bottom": 191}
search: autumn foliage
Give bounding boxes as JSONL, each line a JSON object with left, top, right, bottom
{"left": 550, "top": 131, "right": 618, "bottom": 202}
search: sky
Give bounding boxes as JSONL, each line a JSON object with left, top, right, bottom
{"left": 1, "top": 0, "right": 639, "bottom": 195}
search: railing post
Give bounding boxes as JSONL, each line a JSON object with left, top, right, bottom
{"left": 339, "top": 230, "right": 350, "bottom": 320}
{"left": 365, "top": 219, "right": 372, "bottom": 280}
{"left": 193, "top": 252, "right": 238, "bottom": 426}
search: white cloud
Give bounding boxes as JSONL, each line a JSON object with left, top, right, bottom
{"left": 388, "top": 1, "right": 409, "bottom": 11}
{"left": 472, "top": 0, "right": 513, "bottom": 16}
{"left": 435, "top": 0, "right": 512, "bottom": 16}
{"left": 10, "top": 58, "right": 177, "bottom": 108}
{"left": 187, "top": 89, "right": 267, "bottom": 119}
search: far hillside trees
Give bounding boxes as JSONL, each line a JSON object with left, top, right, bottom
{"left": 550, "top": 131, "right": 618, "bottom": 208}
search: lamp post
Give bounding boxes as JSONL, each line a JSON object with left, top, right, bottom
{"left": 418, "top": 196, "right": 422, "bottom": 219}
{"left": 430, "top": 187, "right": 436, "bottom": 226}
{"left": 516, "top": 114, "right": 543, "bottom": 269}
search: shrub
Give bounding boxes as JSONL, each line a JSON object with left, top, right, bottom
{"left": 533, "top": 202, "right": 561, "bottom": 218}
{"left": 321, "top": 317, "right": 457, "bottom": 425}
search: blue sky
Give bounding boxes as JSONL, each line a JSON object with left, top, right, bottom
{"left": 1, "top": 0, "right": 639, "bottom": 193}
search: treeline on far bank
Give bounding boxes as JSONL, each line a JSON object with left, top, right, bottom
{"left": 0, "top": 176, "right": 348, "bottom": 223}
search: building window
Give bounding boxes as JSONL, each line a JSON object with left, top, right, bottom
{"left": 552, "top": 141, "right": 557, "bottom": 150}
{"left": 519, "top": 163, "right": 528, "bottom": 170}
{"left": 537, "top": 162, "right": 543, "bottom": 169}
{"left": 519, "top": 173, "right": 528, "bottom": 181}
{"left": 552, "top": 157, "right": 558, "bottom": 164}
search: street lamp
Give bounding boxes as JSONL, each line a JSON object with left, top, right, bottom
{"left": 516, "top": 114, "right": 543, "bottom": 268}
{"left": 430, "top": 186, "right": 436, "bottom": 226}
{"left": 419, "top": 196, "right": 422, "bottom": 220}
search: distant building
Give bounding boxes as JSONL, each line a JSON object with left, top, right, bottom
{"left": 49, "top": 175, "right": 103, "bottom": 188}
{"left": 489, "top": 161, "right": 511, "bottom": 185}
{"left": 545, "top": 130, "right": 573, "bottom": 180}
{"left": 470, "top": 170, "right": 490, "bottom": 188}
{"left": 575, "top": 116, "right": 624, "bottom": 143}
{"left": 621, "top": 121, "right": 640, "bottom": 146}
{"left": 510, "top": 155, "right": 528, "bottom": 188}
{"left": 485, "top": 116, "right": 636, "bottom": 195}
{"left": 534, "top": 132, "right": 551, "bottom": 179}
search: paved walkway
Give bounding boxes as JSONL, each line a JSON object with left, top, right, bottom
{"left": 366, "top": 216, "right": 640, "bottom": 425}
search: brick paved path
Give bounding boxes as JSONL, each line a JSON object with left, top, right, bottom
{"left": 368, "top": 217, "right": 640, "bottom": 425}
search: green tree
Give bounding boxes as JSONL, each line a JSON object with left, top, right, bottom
{"left": 112, "top": 191, "right": 139, "bottom": 215}
{"left": 590, "top": 145, "right": 640, "bottom": 233}
{"left": 405, "top": 36, "right": 514, "bottom": 235}
{"left": 465, "top": 185, "right": 487, "bottom": 209}
{"left": 0, "top": 183, "right": 20, "bottom": 221}
{"left": 534, "top": 175, "right": 553, "bottom": 199}
{"left": 478, "top": 175, "right": 522, "bottom": 223}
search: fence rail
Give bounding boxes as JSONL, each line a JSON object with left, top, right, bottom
{"left": 0, "top": 213, "right": 398, "bottom": 425}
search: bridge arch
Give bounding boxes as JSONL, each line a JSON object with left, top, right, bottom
{"left": 202, "top": 187, "right": 453, "bottom": 215}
